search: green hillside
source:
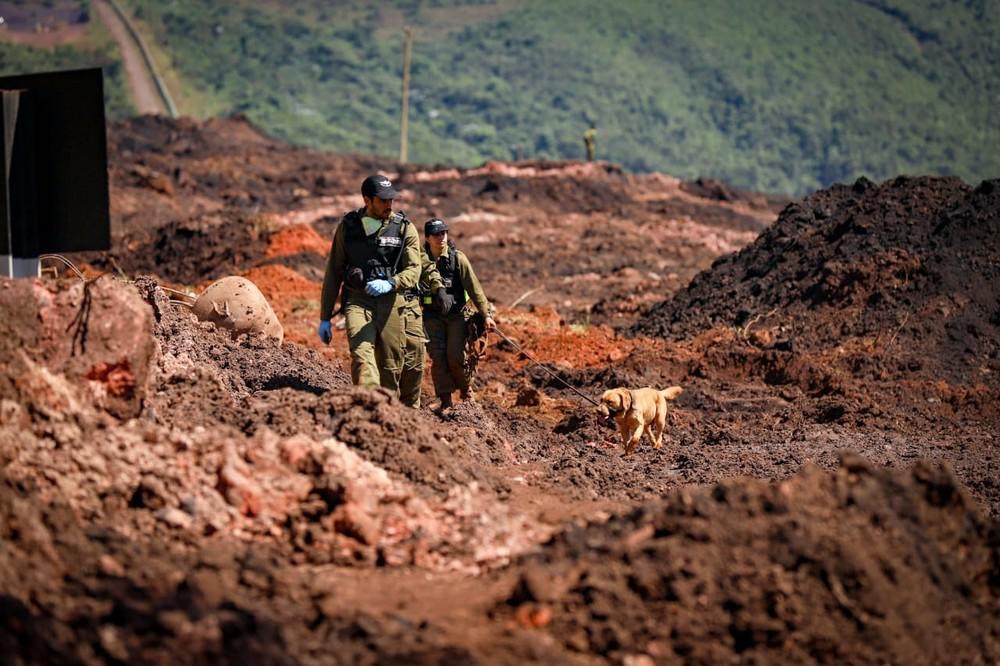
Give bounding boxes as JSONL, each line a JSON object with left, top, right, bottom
{"left": 15, "top": 0, "right": 1000, "bottom": 194}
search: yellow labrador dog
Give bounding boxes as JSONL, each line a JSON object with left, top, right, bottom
{"left": 598, "top": 386, "right": 683, "bottom": 455}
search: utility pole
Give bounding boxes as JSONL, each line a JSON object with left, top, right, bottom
{"left": 399, "top": 26, "right": 413, "bottom": 164}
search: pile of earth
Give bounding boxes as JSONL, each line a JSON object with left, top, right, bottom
{"left": 0, "top": 275, "right": 545, "bottom": 573}
{"left": 500, "top": 453, "right": 1000, "bottom": 664}
{"left": 3, "top": 452, "right": 995, "bottom": 664}
{"left": 91, "top": 115, "right": 391, "bottom": 284}
{"left": 633, "top": 176, "right": 1000, "bottom": 390}
{"left": 107, "top": 115, "right": 383, "bottom": 229}
{"left": 679, "top": 176, "right": 771, "bottom": 208}
{"left": 0, "top": 471, "right": 501, "bottom": 664}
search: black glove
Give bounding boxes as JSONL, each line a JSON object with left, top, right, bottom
{"left": 346, "top": 267, "right": 365, "bottom": 290}
{"left": 435, "top": 288, "right": 456, "bottom": 315}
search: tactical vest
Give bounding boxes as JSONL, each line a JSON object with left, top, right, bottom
{"left": 342, "top": 209, "right": 408, "bottom": 285}
{"left": 423, "top": 243, "right": 467, "bottom": 314}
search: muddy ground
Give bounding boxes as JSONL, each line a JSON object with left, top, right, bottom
{"left": 1, "top": 116, "right": 997, "bottom": 664}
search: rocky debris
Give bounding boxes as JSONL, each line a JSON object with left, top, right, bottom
{"left": 634, "top": 176, "right": 1000, "bottom": 390}
{"left": 0, "top": 275, "right": 541, "bottom": 577}
{"left": 1, "top": 410, "right": 544, "bottom": 572}
{"left": 135, "top": 276, "right": 344, "bottom": 423}
{"left": 500, "top": 455, "right": 1000, "bottom": 664}
{"left": 191, "top": 276, "right": 284, "bottom": 344}
{"left": 0, "top": 467, "right": 557, "bottom": 664}
{"left": 0, "top": 275, "right": 156, "bottom": 419}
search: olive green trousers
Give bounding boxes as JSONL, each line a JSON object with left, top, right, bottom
{"left": 344, "top": 294, "right": 425, "bottom": 407}
{"left": 424, "top": 313, "right": 468, "bottom": 396}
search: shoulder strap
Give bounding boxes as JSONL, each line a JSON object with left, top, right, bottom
{"left": 389, "top": 212, "right": 409, "bottom": 275}
{"left": 341, "top": 208, "right": 365, "bottom": 239}
{"left": 390, "top": 210, "right": 409, "bottom": 228}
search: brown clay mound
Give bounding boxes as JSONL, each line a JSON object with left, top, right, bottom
{"left": 0, "top": 468, "right": 552, "bottom": 664}
{"left": 501, "top": 454, "right": 1000, "bottom": 663}
{"left": 135, "top": 276, "right": 345, "bottom": 428}
{"left": 0, "top": 472, "right": 411, "bottom": 663}
{"left": 633, "top": 176, "right": 1000, "bottom": 387}
{"left": 135, "top": 277, "right": 505, "bottom": 494}
{"left": 398, "top": 161, "right": 630, "bottom": 219}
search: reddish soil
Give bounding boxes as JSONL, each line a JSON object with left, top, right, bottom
{"left": 3, "top": 116, "right": 998, "bottom": 664}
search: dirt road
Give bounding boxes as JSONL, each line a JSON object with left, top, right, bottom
{"left": 92, "top": 0, "right": 164, "bottom": 115}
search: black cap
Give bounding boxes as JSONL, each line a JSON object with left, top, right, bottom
{"left": 361, "top": 174, "right": 399, "bottom": 199}
{"left": 425, "top": 218, "right": 449, "bottom": 236}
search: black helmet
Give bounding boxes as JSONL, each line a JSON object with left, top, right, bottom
{"left": 424, "top": 218, "right": 449, "bottom": 236}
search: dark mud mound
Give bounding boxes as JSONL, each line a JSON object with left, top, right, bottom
{"left": 502, "top": 454, "right": 1000, "bottom": 663}
{"left": 315, "top": 388, "right": 509, "bottom": 494}
{"left": 118, "top": 213, "right": 270, "bottom": 285}
{"left": 109, "top": 115, "right": 383, "bottom": 210}
{"left": 634, "top": 176, "right": 1000, "bottom": 386}
{"left": 111, "top": 114, "right": 275, "bottom": 158}
{"left": 680, "top": 176, "right": 779, "bottom": 210}
{"left": 400, "top": 161, "right": 629, "bottom": 218}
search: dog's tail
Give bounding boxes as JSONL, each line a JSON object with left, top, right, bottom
{"left": 660, "top": 386, "right": 683, "bottom": 401}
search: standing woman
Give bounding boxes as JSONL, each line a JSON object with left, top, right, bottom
{"left": 421, "top": 218, "right": 496, "bottom": 409}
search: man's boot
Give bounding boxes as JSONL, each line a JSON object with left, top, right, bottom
{"left": 437, "top": 393, "right": 454, "bottom": 411}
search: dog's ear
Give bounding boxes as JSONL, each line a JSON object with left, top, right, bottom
{"left": 621, "top": 390, "right": 632, "bottom": 412}
{"left": 601, "top": 389, "right": 625, "bottom": 412}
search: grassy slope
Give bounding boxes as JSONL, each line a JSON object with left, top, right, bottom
{"left": 84, "top": 1, "right": 1000, "bottom": 192}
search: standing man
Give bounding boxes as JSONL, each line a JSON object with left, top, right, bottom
{"left": 318, "top": 174, "right": 450, "bottom": 407}
{"left": 420, "top": 218, "right": 496, "bottom": 410}
{"left": 583, "top": 125, "right": 597, "bottom": 162}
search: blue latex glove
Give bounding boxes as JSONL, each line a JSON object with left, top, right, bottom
{"left": 318, "top": 320, "right": 332, "bottom": 344}
{"left": 365, "top": 279, "right": 394, "bottom": 296}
